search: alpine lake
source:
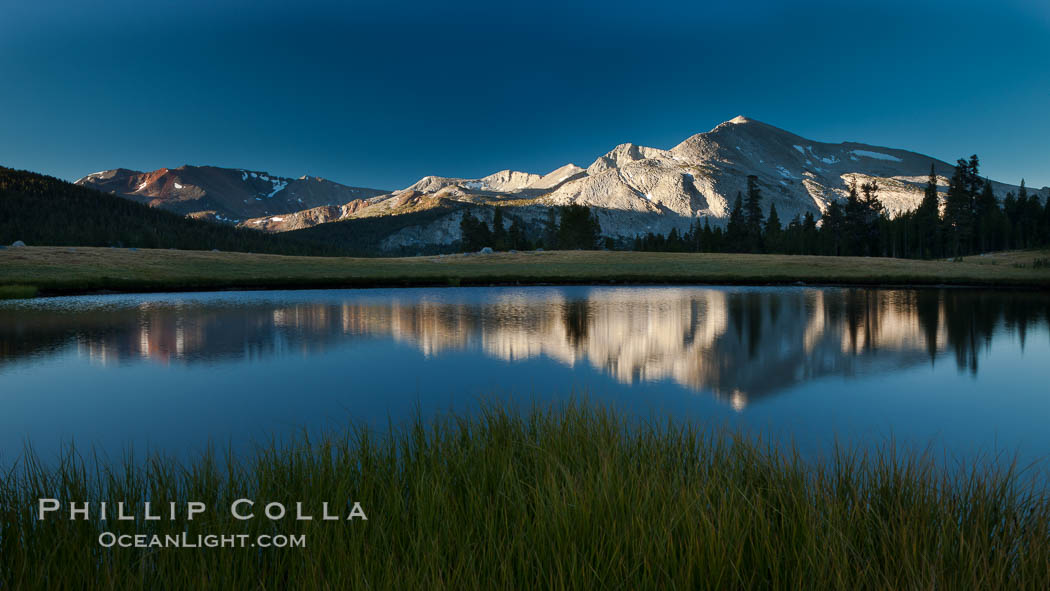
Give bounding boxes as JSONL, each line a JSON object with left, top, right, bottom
{"left": 2, "top": 285, "right": 1048, "bottom": 474}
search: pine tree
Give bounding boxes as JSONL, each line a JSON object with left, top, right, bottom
{"left": 801, "top": 211, "right": 818, "bottom": 255}
{"left": 821, "top": 201, "right": 845, "bottom": 256}
{"left": 1020, "top": 179, "right": 1043, "bottom": 249}
{"left": 974, "top": 179, "right": 1000, "bottom": 252}
{"left": 1017, "top": 180, "right": 1029, "bottom": 245}
{"left": 842, "top": 180, "right": 866, "bottom": 256}
{"left": 542, "top": 207, "right": 558, "bottom": 249}
{"left": 726, "top": 192, "right": 747, "bottom": 252}
{"left": 859, "top": 180, "right": 884, "bottom": 256}
{"left": 1042, "top": 192, "right": 1050, "bottom": 247}
{"left": 764, "top": 203, "right": 782, "bottom": 254}
{"left": 686, "top": 219, "right": 700, "bottom": 252}
{"left": 943, "top": 157, "right": 977, "bottom": 256}
{"left": 743, "top": 175, "right": 765, "bottom": 252}
{"left": 666, "top": 227, "right": 683, "bottom": 252}
{"left": 1003, "top": 191, "right": 1018, "bottom": 248}
{"left": 556, "top": 204, "right": 601, "bottom": 249}
{"left": 507, "top": 216, "right": 528, "bottom": 250}
{"left": 491, "top": 206, "right": 507, "bottom": 250}
{"left": 915, "top": 164, "right": 941, "bottom": 258}
{"left": 785, "top": 214, "right": 802, "bottom": 254}
{"left": 459, "top": 210, "right": 478, "bottom": 251}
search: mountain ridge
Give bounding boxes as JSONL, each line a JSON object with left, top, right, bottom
{"left": 76, "top": 165, "right": 388, "bottom": 223}
{"left": 76, "top": 117, "right": 1049, "bottom": 251}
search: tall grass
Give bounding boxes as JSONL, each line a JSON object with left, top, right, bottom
{"left": 0, "top": 285, "right": 36, "bottom": 300}
{"left": 2, "top": 403, "right": 1048, "bottom": 589}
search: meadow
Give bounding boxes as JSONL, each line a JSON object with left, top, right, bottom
{"left": 1, "top": 247, "right": 1049, "bottom": 298}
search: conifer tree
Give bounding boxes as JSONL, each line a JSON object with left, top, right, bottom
{"left": 1002, "top": 191, "right": 1018, "bottom": 249}
{"left": 915, "top": 164, "right": 941, "bottom": 258}
{"left": 459, "top": 209, "right": 478, "bottom": 250}
{"left": 556, "top": 204, "right": 601, "bottom": 249}
{"left": 1020, "top": 179, "right": 1043, "bottom": 249}
{"left": 1042, "top": 192, "right": 1050, "bottom": 247}
{"left": 944, "top": 158, "right": 976, "bottom": 256}
{"left": 821, "top": 201, "right": 845, "bottom": 256}
{"left": 507, "top": 216, "right": 528, "bottom": 250}
{"left": 801, "top": 211, "right": 818, "bottom": 255}
{"left": 842, "top": 180, "right": 866, "bottom": 256}
{"left": 764, "top": 203, "right": 782, "bottom": 254}
{"left": 542, "top": 207, "right": 558, "bottom": 249}
{"left": 1015, "top": 179, "right": 1032, "bottom": 247}
{"left": 701, "top": 219, "right": 714, "bottom": 252}
{"left": 859, "top": 180, "right": 884, "bottom": 255}
{"left": 666, "top": 227, "right": 683, "bottom": 252}
{"left": 726, "top": 192, "right": 747, "bottom": 252}
{"left": 743, "top": 175, "right": 765, "bottom": 252}
{"left": 974, "top": 179, "right": 1000, "bottom": 252}
{"left": 491, "top": 206, "right": 507, "bottom": 250}
{"left": 784, "top": 214, "right": 802, "bottom": 254}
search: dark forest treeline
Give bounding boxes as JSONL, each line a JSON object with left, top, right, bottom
{"left": 0, "top": 167, "right": 345, "bottom": 255}
{"left": 288, "top": 204, "right": 468, "bottom": 256}
{"left": 635, "top": 156, "right": 1050, "bottom": 258}
{"left": 460, "top": 204, "right": 606, "bottom": 252}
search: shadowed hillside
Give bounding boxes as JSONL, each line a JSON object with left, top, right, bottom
{"left": 0, "top": 167, "right": 344, "bottom": 256}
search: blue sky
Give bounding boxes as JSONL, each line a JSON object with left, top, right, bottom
{"left": 1, "top": 0, "right": 1047, "bottom": 190}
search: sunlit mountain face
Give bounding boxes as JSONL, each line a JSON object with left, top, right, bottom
{"left": 3, "top": 287, "right": 1046, "bottom": 409}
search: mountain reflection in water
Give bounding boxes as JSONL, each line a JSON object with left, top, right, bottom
{"left": 2, "top": 287, "right": 1047, "bottom": 410}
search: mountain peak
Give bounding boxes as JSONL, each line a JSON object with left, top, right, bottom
{"left": 710, "top": 116, "right": 789, "bottom": 136}
{"left": 587, "top": 143, "right": 671, "bottom": 175}
{"left": 479, "top": 169, "right": 542, "bottom": 192}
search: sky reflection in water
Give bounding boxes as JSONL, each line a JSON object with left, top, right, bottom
{"left": 1, "top": 286, "right": 1048, "bottom": 469}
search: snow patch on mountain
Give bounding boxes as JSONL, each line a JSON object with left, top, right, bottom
{"left": 851, "top": 150, "right": 902, "bottom": 162}
{"left": 266, "top": 179, "right": 288, "bottom": 198}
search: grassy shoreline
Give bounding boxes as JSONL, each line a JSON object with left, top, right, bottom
{"left": 1, "top": 247, "right": 1049, "bottom": 298}
{"left": 2, "top": 403, "right": 1048, "bottom": 589}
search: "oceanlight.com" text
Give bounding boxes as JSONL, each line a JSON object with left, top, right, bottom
{"left": 97, "top": 532, "right": 307, "bottom": 549}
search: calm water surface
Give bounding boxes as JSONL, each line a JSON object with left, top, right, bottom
{"left": 1, "top": 286, "right": 1048, "bottom": 467}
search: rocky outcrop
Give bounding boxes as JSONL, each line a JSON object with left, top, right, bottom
{"left": 480, "top": 170, "right": 541, "bottom": 192}
{"left": 525, "top": 164, "right": 585, "bottom": 190}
